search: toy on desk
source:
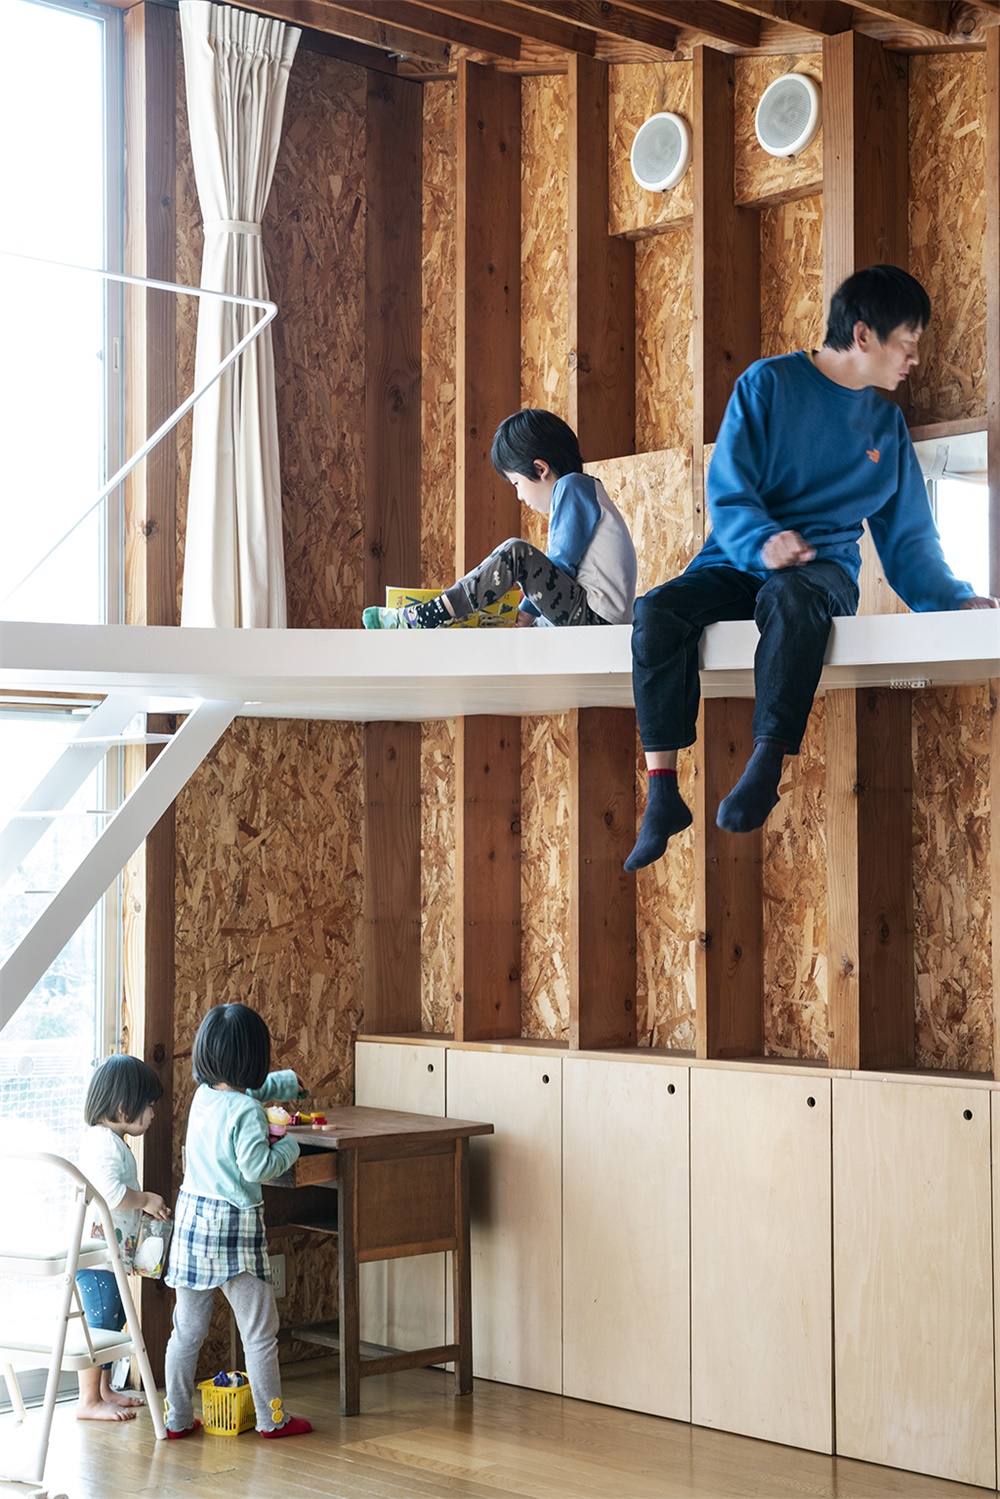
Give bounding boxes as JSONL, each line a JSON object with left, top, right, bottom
{"left": 266, "top": 1105, "right": 291, "bottom": 1138}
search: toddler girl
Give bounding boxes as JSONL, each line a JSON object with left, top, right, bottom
{"left": 164, "top": 1002, "right": 312, "bottom": 1439}
{"left": 77, "top": 1053, "right": 170, "bottom": 1422}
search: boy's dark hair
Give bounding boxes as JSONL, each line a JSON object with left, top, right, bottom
{"left": 823, "top": 264, "right": 931, "bottom": 351}
{"left": 192, "top": 1003, "right": 271, "bottom": 1091}
{"left": 491, "top": 409, "right": 584, "bottom": 481}
{"left": 84, "top": 1054, "right": 163, "bottom": 1126}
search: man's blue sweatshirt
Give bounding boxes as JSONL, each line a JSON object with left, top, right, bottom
{"left": 693, "top": 350, "right": 974, "bottom": 613}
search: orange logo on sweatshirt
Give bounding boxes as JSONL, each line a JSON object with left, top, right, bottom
{"left": 866, "top": 448, "right": 880, "bottom": 463}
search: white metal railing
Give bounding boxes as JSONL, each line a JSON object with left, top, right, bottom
{"left": 0, "top": 250, "right": 277, "bottom": 609}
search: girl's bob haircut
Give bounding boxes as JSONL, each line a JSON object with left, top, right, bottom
{"left": 192, "top": 1003, "right": 271, "bottom": 1091}
{"left": 84, "top": 1054, "right": 163, "bottom": 1127}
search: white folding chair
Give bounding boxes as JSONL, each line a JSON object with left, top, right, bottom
{"left": 0, "top": 1150, "right": 165, "bottom": 1495}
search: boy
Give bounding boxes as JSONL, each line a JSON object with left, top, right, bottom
{"left": 362, "top": 408, "right": 637, "bottom": 630}
{"left": 626, "top": 264, "right": 997, "bottom": 873}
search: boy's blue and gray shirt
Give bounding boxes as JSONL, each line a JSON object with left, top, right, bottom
{"left": 526, "top": 471, "right": 638, "bottom": 625}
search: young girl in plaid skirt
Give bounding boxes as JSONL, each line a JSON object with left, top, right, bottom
{"left": 163, "top": 1004, "right": 312, "bottom": 1439}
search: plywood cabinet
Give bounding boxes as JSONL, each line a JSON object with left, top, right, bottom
{"left": 562, "top": 1056, "right": 690, "bottom": 1419}
{"left": 354, "top": 1041, "right": 448, "bottom": 1353}
{"left": 446, "top": 1048, "right": 563, "bottom": 1392}
{"left": 690, "top": 1068, "right": 833, "bottom": 1453}
{"left": 834, "top": 1077, "right": 995, "bottom": 1489}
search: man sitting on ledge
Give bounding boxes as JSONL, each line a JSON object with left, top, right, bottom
{"left": 625, "top": 264, "right": 998, "bottom": 874}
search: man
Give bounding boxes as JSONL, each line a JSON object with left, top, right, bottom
{"left": 625, "top": 264, "right": 997, "bottom": 873}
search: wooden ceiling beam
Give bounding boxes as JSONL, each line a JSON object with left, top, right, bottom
{"left": 848, "top": 0, "right": 956, "bottom": 31}
{"left": 406, "top": 0, "right": 598, "bottom": 54}
{"left": 238, "top": 0, "right": 451, "bottom": 62}
{"left": 722, "top": 0, "right": 854, "bottom": 36}
{"left": 500, "top": 0, "right": 680, "bottom": 53}
{"left": 330, "top": 0, "right": 522, "bottom": 58}
{"left": 615, "top": 0, "right": 761, "bottom": 47}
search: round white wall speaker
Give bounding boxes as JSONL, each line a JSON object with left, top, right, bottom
{"left": 630, "top": 112, "right": 692, "bottom": 192}
{"left": 754, "top": 73, "right": 822, "bottom": 158}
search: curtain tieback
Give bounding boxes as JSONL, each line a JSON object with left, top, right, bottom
{"left": 203, "top": 218, "right": 261, "bottom": 237}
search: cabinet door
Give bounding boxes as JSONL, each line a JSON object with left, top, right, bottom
{"left": 834, "top": 1078, "right": 995, "bottom": 1489}
{"left": 355, "top": 1042, "right": 447, "bottom": 1352}
{"left": 446, "top": 1049, "right": 562, "bottom": 1392}
{"left": 563, "top": 1058, "right": 689, "bottom": 1419}
{"left": 690, "top": 1068, "right": 832, "bottom": 1453}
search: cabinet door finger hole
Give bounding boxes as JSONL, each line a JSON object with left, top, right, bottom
{"left": 541, "top": 1074, "right": 550, "bottom": 1084}
{"left": 427, "top": 1064, "right": 434, "bottom": 1072}
{"left": 806, "top": 1096, "right": 816, "bottom": 1108}
{"left": 666, "top": 1083, "right": 676, "bottom": 1095}
{"left": 963, "top": 1109, "right": 973, "bottom": 1121}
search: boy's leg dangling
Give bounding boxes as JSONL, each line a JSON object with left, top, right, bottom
{"left": 716, "top": 739, "right": 785, "bottom": 833}
{"left": 624, "top": 768, "right": 692, "bottom": 872}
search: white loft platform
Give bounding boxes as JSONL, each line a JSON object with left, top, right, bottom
{"left": 1, "top": 612, "right": 997, "bottom": 721}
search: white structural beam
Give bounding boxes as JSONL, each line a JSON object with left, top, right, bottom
{"left": 0, "top": 698, "right": 240, "bottom": 1031}
{"left": 0, "top": 694, "right": 147, "bottom": 888}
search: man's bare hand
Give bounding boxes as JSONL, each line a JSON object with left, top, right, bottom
{"left": 761, "top": 530, "right": 816, "bottom": 570}
{"left": 958, "top": 595, "right": 999, "bottom": 610}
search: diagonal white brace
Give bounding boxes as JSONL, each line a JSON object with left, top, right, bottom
{"left": 1, "top": 694, "right": 147, "bottom": 888}
{"left": 0, "top": 699, "right": 241, "bottom": 1031}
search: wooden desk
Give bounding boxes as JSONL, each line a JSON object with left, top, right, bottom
{"left": 263, "top": 1105, "right": 493, "bottom": 1415}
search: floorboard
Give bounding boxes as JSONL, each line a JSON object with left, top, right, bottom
{"left": 1, "top": 1358, "right": 989, "bottom": 1499}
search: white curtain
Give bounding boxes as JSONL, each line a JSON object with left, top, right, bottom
{"left": 179, "top": 0, "right": 300, "bottom": 627}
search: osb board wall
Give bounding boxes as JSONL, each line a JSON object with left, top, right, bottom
{"left": 420, "top": 80, "right": 458, "bottom": 1035}
{"left": 734, "top": 55, "right": 823, "bottom": 207}
{"left": 269, "top": 50, "right": 367, "bottom": 630}
{"left": 912, "top": 685, "right": 993, "bottom": 1072}
{"left": 636, "top": 229, "right": 694, "bottom": 452}
{"left": 522, "top": 712, "right": 573, "bottom": 1040}
{"left": 908, "top": 52, "right": 987, "bottom": 427}
{"left": 173, "top": 716, "right": 362, "bottom": 1374}
{"left": 609, "top": 61, "right": 693, "bottom": 237}
{"left": 762, "top": 701, "right": 828, "bottom": 1059}
{"left": 522, "top": 73, "right": 569, "bottom": 435}
{"left": 759, "top": 194, "right": 824, "bottom": 359}
{"left": 595, "top": 449, "right": 699, "bottom": 1049}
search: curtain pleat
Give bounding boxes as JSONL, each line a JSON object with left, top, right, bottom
{"left": 179, "top": 0, "right": 299, "bottom": 627}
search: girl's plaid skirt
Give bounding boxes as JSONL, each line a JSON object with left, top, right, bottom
{"left": 165, "top": 1191, "right": 269, "bottom": 1290}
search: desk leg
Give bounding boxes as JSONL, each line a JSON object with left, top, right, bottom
{"left": 337, "top": 1152, "right": 361, "bottom": 1416}
{"left": 453, "top": 1136, "right": 473, "bottom": 1395}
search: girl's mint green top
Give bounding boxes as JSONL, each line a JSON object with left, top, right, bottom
{"left": 179, "top": 1068, "right": 301, "bottom": 1208}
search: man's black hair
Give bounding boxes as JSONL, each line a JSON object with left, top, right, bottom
{"left": 491, "top": 408, "right": 584, "bottom": 481}
{"left": 192, "top": 1003, "right": 271, "bottom": 1091}
{"left": 84, "top": 1054, "right": 163, "bottom": 1126}
{"left": 823, "top": 264, "right": 931, "bottom": 351}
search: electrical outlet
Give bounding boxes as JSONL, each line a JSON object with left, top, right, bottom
{"left": 269, "top": 1253, "right": 286, "bottom": 1299}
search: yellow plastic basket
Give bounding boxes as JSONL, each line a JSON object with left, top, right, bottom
{"left": 197, "top": 1373, "right": 256, "bottom": 1436}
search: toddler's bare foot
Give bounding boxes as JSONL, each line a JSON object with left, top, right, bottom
{"left": 106, "top": 1389, "right": 145, "bottom": 1408}
{"left": 76, "top": 1397, "right": 137, "bottom": 1422}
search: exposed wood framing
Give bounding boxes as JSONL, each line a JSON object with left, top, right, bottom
{"left": 337, "top": 0, "right": 521, "bottom": 59}
{"left": 694, "top": 701, "right": 765, "bottom": 1060}
{"left": 363, "top": 722, "right": 422, "bottom": 1033}
{"left": 568, "top": 55, "right": 635, "bottom": 460}
{"left": 826, "top": 689, "right": 915, "bottom": 1070}
{"left": 987, "top": 27, "right": 1000, "bottom": 597}
{"left": 122, "top": 0, "right": 178, "bottom": 1382}
{"left": 569, "top": 709, "right": 637, "bottom": 1049}
{"left": 500, "top": 0, "right": 680, "bottom": 52}
{"left": 724, "top": 0, "right": 854, "bottom": 36}
{"left": 409, "top": 0, "right": 599, "bottom": 54}
{"left": 362, "top": 73, "right": 423, "bottom": 1037}
{"left": 618, "top": 0, "right": 762, "bottom": 48}
{"left": 453, "top": 62, "right": 522, "bottom": 1042}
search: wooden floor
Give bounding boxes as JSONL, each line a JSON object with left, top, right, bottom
{"left": 1, "top": 1358, "right": 990, "bottom": 1499}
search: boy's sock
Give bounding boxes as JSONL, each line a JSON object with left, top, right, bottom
{"left": 716, "top": 739, "right": 786, "bottom": 833}
{"left": 624, "top": 769, "right": 692, "bottom": 872}
{"left": 362, "top": 596, "right": 451, "bottom": 630}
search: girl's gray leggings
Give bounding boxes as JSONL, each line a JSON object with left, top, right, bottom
{"left": 164, "top": 1272, "right": 284, "bottom": 1432}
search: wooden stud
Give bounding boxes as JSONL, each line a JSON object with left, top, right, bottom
{"left": 122, "top": 1, "right": 178, "bottom": 1383}
{"left": 821, "top": 30, "right": 909, "bottom": 344}
{"left": 694, "top": 700, "right": 764, "bottom": 1060}
{"left": 826, "top": 688, "right": 915, "bottom": 1071}
{"left": 455, "top": 60, "right": 521, "bottom": 571}
{"left": 454, "top": 716, "right": 522, "bottom": 1042}
{"left": 453, "top": 63, "right": 522, "bottom": 1043}
{"left": 567, "top": 54, "right": 635, "bottom": 462}
{"left": 363, "top": 722, "right": 422, "bottom": 1034}
{"left": 364, "top": 72, "right": 422, "bottom": 609}
{"left": 987, "top": 29, "right": 999, "bottom": 598}
{"left": 569, "top": 709, "right": 637, "bottom": 1050}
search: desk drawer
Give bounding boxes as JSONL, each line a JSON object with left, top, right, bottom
{"left": 272, "top": 1150, "right": 338, "bottom": 1187}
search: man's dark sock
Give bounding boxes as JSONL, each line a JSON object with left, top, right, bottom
{"left": 717, "top": 739, "right": 786, "bottom": 833}
{"left": 624, "top": 769, "right": 693, "bottom": 872}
